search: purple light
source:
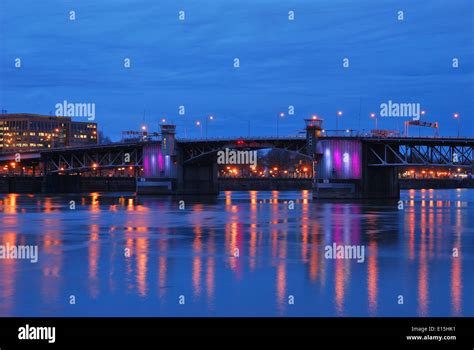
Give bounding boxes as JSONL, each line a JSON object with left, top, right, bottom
{"left": 143, "top": 143, "right": 165, "bottom": 177}
{"left": 352, "top": 150, "right": 361, "bottom": 178}
{"left": 333, "top": 144, "right": 342, "bottom": 176}
{"left": 158, "top": 152, "right": 164, "bottom": 170}
{"left": 318, "top": 140, "right": 362, "bottom": 180}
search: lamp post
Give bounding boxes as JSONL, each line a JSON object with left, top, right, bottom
{"left": 370, "top": 113, "right": 378, "bottom": 130}
{"left": 205, "top": 115, "right": 214, "bottom": 139}
{"left": 336, "top": 111, "right": 343, "bottom": 134}
{"left": 277, "top": 112, "right": 284, "bottom": 138}
{"left": 141, "top": 125, "right": 147, "bottom": 141}
{"left": 453, "top": 113, "right": 460, "bottom": 137}
{"left": 196, "top": 121, "right": 203, "bottom": 138}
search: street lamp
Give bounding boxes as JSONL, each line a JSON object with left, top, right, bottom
{"left": 196, "top": 121, "right": 203, "bottom": 138}
{"left": 140, "top": 125, "right": 147, "bottom": 141}
{"left": 336, "top": 111, "right": 343, "bottom": 134}
{"left": 370, "top": 113, "right": 378, "bottom": 129}
{"left": 453, "top": 113, "right": 460, "bottom": 137}
{"left": 277, "top": 112, "right": 285, "bottom": 138}
{"left": 205, "top": 115, "right": 214, "bottom": 139}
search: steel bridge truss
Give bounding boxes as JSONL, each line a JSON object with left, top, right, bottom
{"left": 43, "top": 145, "right": 143, "bottom": 173}
{"left": 366, "top": 141, "right": 473, "bottom": 168}
{"left": 181, "top": 138, "right": 309, "bottom": 163}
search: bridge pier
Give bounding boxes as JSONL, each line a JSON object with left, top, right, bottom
{"left": 361, "top": 166, "right": 399, "bottom": 199}
{"left": 361, "top": 142, "right": 399, "bottom": 199}
{"left": 311, "top": 138, "right": 400, "bottom": 200}
{"left": 137, "top": 125, "right": 178, "bottom": 195}
{"left": 178, "top": 161, "right": 219, "bottom": 195}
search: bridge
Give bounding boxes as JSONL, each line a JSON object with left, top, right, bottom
{"left": 0, "top": 119, "right": 472, "bottom": 198}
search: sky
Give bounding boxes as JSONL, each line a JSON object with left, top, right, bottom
{"left": 0, "top": 0, "right": 473, "bottom": 140}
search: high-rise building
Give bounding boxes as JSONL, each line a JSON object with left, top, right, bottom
{"left": 0, "top": 113, "right": 98, "bottom": 152}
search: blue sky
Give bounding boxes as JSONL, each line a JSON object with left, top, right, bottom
{"left": 1, "top": 0, "right": 473, "bottom": 140}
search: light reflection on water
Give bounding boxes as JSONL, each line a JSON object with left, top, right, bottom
{"left": 0, "top": 189, "right": 472, "bottom": 317}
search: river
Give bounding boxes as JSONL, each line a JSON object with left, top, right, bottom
{"left": 0, "top": 189, "right": 472, "bottom": 316}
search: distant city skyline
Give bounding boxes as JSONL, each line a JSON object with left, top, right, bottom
{"left": 1, "top": 0, "right": 473, "bottom": 141}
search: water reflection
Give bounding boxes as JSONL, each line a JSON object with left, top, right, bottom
{"left": 0, "top": 231, "right": 16, "bottom": 315}
{"left": 0, "top": 190, "right": 471, "bottom": 316}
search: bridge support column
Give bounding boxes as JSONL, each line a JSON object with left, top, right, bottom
{"left": 361, "top": 143, "right": 400, "bottom": 199}
{"left": 362, "top": 167, "right": 399, "bottom": 199}
{"left": 178, "top": 161, "right": 219, "bottom": 195}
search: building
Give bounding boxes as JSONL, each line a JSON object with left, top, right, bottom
{"left": 0, "top": 113, "right": 97, "bottom": 152}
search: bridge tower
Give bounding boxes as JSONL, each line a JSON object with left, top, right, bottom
{"left": 305, "top": 117, "right": 324, "bottom": 195}
{"left": 304, "top": 117, "right": 323, "bottom": 158}
{"left": 136, "top": 124, "right": 179, "bottom": 194}
{"left": 160, "top": 124, "right": 176, "bottom": 157}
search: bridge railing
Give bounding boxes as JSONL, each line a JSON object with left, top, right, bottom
{"left": 321, "top": 129, "right": 360, "bottom": 137}
{"left": 177, "top": 135, "right": 307, "bottom": 142}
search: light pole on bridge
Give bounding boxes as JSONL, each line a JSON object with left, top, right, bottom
{"left": 453, "top": 113, "right": 460, "bottom": 137}
{"left": 336, "top": 111, "right": 343, "bottom": 134}
{"left": 196, "top": 120, "right": 203, "bottom": 139}
{"left": 370, "top": 113, "right": 378, "bottom": 130}
{"left": 205, "top": 115, "right": 214, "bottom": 139}
{"left": 277, "top": 112, "right": 285, "bottom": 138}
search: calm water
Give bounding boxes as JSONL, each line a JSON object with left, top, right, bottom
{"left": 0, "top": 189, "right": 472, "bottom": 317}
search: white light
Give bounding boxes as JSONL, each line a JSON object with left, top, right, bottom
{"left": 343, "top": 152, "right": 349, "bottom": 163}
